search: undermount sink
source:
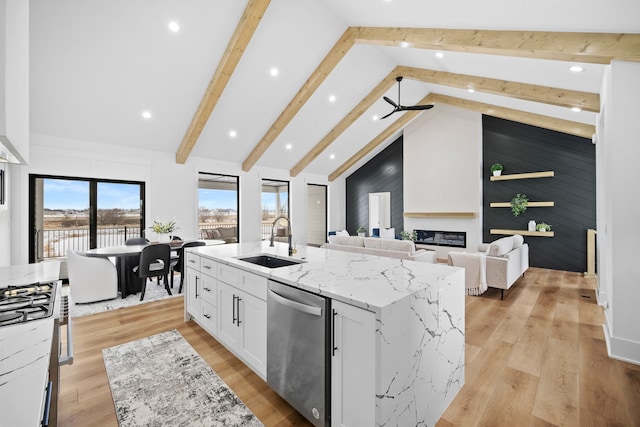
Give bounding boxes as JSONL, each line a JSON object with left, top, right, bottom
{"left": 236, "top": 254, "right": 305, "bottom": 269}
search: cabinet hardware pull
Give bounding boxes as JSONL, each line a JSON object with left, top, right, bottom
{"left": 204, "top": 265, "right": 211, "bottom": 269}
{"left": 232, "top": 295, "right": 237, "bottom": 325}
{"left": 332, "top": 309, "right": 338, "bottom": 356}
{"left": 236, "top": 296, "right": 242, "bottom": 327}
{"left": 203, "top": 313, "right": 211, "bottom": 319}
{"left": 195, "top": 276, "right": 199, "bottom": 298}
{"left": 203, "top": 287, "right": 211, "bottom": 292}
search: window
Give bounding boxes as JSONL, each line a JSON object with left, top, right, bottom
{"left": 29, "top": 175, "right": 144, "bottom": 262}
{"left": 261, "top": 179, "right": 289, "bottom": 240}
{"left": 198, "top": 173, "right": 239, "bottom": 242}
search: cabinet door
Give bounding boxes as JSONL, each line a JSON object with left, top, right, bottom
{"left": 200, "top": 273, "right": 217, "bottom": 306}
{"left": 217, "top": 281, "right": 240, "bottom": 349}
{"left": 200, "top": 300, "right": 217, "bottom": 336}
{"left": 185, "top": 267, "right": 200, "bottom": 319}
{"left": 331, "top": 300, "right": 376, "bottom": 427}
{"left": 238, "top": 292, "right": 267, "bottom": 379}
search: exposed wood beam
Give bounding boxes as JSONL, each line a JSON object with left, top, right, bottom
{"left": 397, "top": 66, "right": 600, "bottom": 113}
{"left": 328, "top": 94, "right": 436, "bottom": 182}
{"left": 289, "top": 68, "right": 402, "bottom": 177}
{"left": 241, "top": 27, "right": 357, "bottom": 172}
{"left": 431, "top": 94, "right": 595, "bottom": 138}
{"left": 353, "top": 27, "right": 640, "bottom": 64}
{"left": 175, "top": 0, "right": 270, "bottom": 164}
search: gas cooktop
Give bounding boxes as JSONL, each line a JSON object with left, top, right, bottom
{"left": 0, "top": 282, "right": 57, "bottom": 327}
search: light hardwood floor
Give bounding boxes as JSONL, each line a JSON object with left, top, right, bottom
{"left": 59, "top": 268, "right": 640, "bottom": 426}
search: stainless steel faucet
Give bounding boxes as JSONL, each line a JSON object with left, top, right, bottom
{"left": 269, "top": 216, "right": 293, "bottom": 256}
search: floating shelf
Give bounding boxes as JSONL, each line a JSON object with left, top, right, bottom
{"left": 490, "top": 171, "right": 555, "bottom": 181}
{"left": 403, "top": 212, "right": 477, "bottom": 218}
{"left": 490, "top": 201, "right": 555, "bottom": 208}
{"left": 490, "top": 229, "right": 554, "bottom": 237}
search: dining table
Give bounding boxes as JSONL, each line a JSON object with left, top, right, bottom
{"left": 84, "top": 240, "right": 225, "bottom": 297}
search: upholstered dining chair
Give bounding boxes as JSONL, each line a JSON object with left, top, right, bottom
{"left": 67, "top": 250, "right": 118, "bottom": 303}
{"left": 134, "top": 243, "right": 171, "bottom": 301}
{"left": 126, "top": 237, "right": 149, "bottom": 245}
{"left": 171, "top": 241, "right": 206, "bottom": 293}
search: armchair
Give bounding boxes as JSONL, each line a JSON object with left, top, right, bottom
{"left": 67, "top": 250, "right": 118, "bottom": 303}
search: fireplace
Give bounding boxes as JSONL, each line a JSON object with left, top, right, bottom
{"left": 415, "top": 230, "right": 466, "bottom": 248}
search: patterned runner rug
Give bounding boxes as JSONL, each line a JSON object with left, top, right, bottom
{"left": 102, "top": 329, "right": 263, "bottom": 427}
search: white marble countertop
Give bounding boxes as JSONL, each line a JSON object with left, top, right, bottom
{"left": 190, "top": 241, "right": 462, "bottom": 314}
{"left": 0, "top": 260, "right": 61, "bottom": 290}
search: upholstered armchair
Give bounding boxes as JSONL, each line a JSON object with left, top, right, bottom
{"left": 67, "top": 250, "right": 118, "bottom": 303}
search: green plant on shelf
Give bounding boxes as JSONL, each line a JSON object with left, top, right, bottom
{"left": 536, "top": 222, "right": 551, "bottom": 232}
{"left": 510, "top": 193, "right": 529, "bottom": 217}
{"left": 490, "top": 163, "right": 504, "bottom": 174}
{"left": 150, "top": 219, "right": 178, "bottom": 234}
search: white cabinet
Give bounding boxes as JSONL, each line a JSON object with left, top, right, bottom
{"left": 185, "top": 253, "right": 201, "bottom": 319}
{"left": 185, "top": 253, "right": 218, "bottom": 336}
{"left": 216, "top": 269, "right": 267, "bottom": 379}
{"left": 331, "top": 300, "right": 376, "bottom": 427}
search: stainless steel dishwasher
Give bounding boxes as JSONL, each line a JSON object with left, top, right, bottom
{"left": 267, "top": 279, "right": 331, "bottom": 427}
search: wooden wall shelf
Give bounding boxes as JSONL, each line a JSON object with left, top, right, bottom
{"left": 490, "top": 171, "right": 555, "bottom": 181}
{"left": 490, "top": 201, "right": 555, "bottom": 208}
{"left": 403, "top": 212, "right": 477, "bottom": 219}
{"left": 490, "top": 229, "right": 554, "bottom": 237}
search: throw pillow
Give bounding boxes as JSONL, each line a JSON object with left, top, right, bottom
{"left": 487, "top": 236, "right": 514, "bottom": 257}
{"left": 379, "top": 227, "right": 395, "bottom": 239}
{"left": 336, "top": 230, "right": 350, "bottom": 237}
{"left": 511, "top": 234, "right": 524, "bottom": 249}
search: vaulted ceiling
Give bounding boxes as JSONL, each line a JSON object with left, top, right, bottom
{"left": 29, "top": 0, "right": 640, "bottom": 180}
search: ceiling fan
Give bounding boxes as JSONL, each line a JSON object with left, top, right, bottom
{"left": 381, "top": 76, "right": 433, "bottom": 119}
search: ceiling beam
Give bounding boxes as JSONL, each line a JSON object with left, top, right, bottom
{"left": 397, "top": 66, "right": 600, "bottom": 112}
{"left": 431, "top": 94, "right": 595, "bottom": 138}
{"left": 353, "top": 27, "right": 640, "bottom": 64}
{"left": 241, "top": 27, "right": 357, "bottom": 172}
{"left": 289, "top": 68, "right": 402, "bottom": 177}
{"left": 175, "top": 0, "right": 270, "bottom": 164}
{"left": 328, "top": 94, "right": 436, "bottom": 182}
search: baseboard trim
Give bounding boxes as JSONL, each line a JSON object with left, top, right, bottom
{"left": 602, "top": 322, "right": 640, "bottom": 366}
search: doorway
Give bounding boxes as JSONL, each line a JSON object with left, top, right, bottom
{"left": 368, "top": 192, "right": 390, "bottom": 236}
{"left": 306, "top": 184, "right": 327, "bottom": 246}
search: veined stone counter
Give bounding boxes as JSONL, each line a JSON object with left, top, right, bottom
{"left": 190, "top": 241, "right": 465, "bottom": 426}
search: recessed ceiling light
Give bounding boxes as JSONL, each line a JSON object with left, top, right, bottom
{"left": 285, "top": 144, "right": 292, "bottom": 150}
{"left": 399, "top": 41, "right": 413, "bottom": 48}
{"left": 569, "top": 65, "right": 584, "bottom": 73}
{"left": 229, "top": 130, "right": 237, "bottom": 138}
{"left": 571, "top": 107, "right": 582, "bottom": 112}
{"left": 142, "top": 111, "right": 152, "bottom": 119}
{"left": 270, "top": 67, "right": 279, "bottom": 77}
{"left": 372, "top": 115, "right": 379, "bottom": 121}
{"left": 328, "top": 95, "right": 336, "bottom": 103}
{"left": 435, "top": 52, "right": 444, "bottom": 59}
{"left": 330, "top": 154, "right": 335, "bottom": 160}
{"left": 467, "top": 88, "right": 475, "bottom": 93}
{"left": 168, "top": 21, "right": 180, "bottom": 32}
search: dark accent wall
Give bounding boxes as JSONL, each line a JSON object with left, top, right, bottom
{"left": 483, "top": 116, "right": 596, "bottom": 272}
{"left": 346, "top": 136, "right": 403, "bottom": 236}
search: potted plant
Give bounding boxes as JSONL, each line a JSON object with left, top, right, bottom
{"left": 536, "top": 222, "right": 552, "bottom": 232}
{"left": 356, "top": 226, "right": 366, "bottom": 237}
{"left": 490, "top": 163, "right": 504, "bottom": 176}
{"left": 400, "top": 230, "right": 417, "bottom": 241}
{"left": 150, "top": 219, "right": 178, "bottom": 242}
{"left": 510, "top": 193, "right": 529, "bottom": 217}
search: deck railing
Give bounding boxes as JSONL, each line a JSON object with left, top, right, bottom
{"left": 41, "top": 226, "right": 142, "bottom": 259}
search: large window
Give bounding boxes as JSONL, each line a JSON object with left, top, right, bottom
{"left": 261, "top": 179, "right": 289, "bottom": 240}
{"left": 198, "top": 173, "right": 239, "bottom": 242}
{"left": 29, "top": 175, "right": 144, "bottom": 262}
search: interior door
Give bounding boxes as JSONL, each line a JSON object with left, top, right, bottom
{"left": 306, "top": 184, "right": 327, "bottom": 246}
{"left": 368, "top": 192, "right": 390, "bottom": 236}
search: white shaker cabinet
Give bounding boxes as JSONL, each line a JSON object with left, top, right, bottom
{"left": 185, "top": 253, "right": 218, "bottom": 335}
{"left": 185, "top": 253, "right": 201, "bottom": 320}
{"left": 331, "top": 300, "right": 376, "bottom": 427}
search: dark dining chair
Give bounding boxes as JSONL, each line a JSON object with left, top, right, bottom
{"left": 171, "top": 241, "right": 206, "bottom": 293}
{"left": 134, "top": 244, "right": 171, "bottom": 301}
{"left": 126, "top": 237, "right": 149, "bottom": 245}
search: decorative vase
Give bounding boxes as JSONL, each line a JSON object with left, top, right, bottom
{"left": 528, "top": 220, "right": 536, "bottom": 232}
{"left": 158, "top": 233, "right": 170, "bottom": 243}
{"left": 358, "top": 232, "right": 365, "bottom": 237}
{"left": 492, "top": 170, "right": 502, "bottom": 176}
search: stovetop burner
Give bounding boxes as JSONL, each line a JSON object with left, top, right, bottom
{"left": 0, "top": 282, "right": 56, "bottom": 327}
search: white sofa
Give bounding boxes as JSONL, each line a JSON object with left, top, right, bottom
{"left": 448, "top": 234, "right": 529, "bottom": 298}
{"left": 323, "top": 235, "right": 436, "bottom": 263}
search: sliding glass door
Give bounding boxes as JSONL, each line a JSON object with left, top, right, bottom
{"left": 29, "top": 175, "right": 145, "bottom": 262}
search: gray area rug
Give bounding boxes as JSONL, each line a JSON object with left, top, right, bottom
{"left": 103, "top": 329, "right": 263, "bottom": 427}
{"left": 70, "top": 279, "right": 181, "bottom": 318}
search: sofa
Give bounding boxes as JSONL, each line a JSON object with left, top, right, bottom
{"left": 323, "top": 235, "right": 436, "bottom": 263}
{"left": 448, "top": 234, "right": 529, "bottom": 298}
{"left": 202, "top": 226, "right": 237, "bottom": 244}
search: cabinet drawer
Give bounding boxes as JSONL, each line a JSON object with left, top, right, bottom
{"left": 218, "top": 264, "right": 240, "bottom": 286}
{"left": 242, "top": 272, "right": 267, "bottom": 300}
{"left": 200, "top": 300, "right": 217, "bottom": 336}
{"left": 201, "top": 257, "right": 217, "bottom": 276}
{"left": 185, "top": 253, "right": 201, "bottom": 270}
{"left": 200, "top": 275, "right": 217, "bottom": 306}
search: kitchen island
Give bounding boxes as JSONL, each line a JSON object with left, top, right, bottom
{"left": 185, "top": 241, "right": 465, "bottom": 427}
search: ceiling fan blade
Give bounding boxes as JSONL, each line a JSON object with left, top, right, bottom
{"left": 383, "top": 96, "right": 398, "bottom": 108}
{"left": 380, "top": 110, "right": 396, "bottom": 120}
{"left": 399, "top": 104, "right": 434, "bottom": 111}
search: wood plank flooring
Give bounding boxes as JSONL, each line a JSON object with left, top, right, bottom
{"left": 59, "top": 268, "right": 640, "bottom": 426}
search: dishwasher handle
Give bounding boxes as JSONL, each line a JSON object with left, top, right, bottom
{"left": 268, "top": 289, "right": 322, "bottom": 316}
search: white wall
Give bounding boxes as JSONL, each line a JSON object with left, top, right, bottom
{"left": 599, "top": 60, "right": 640, "bottom": 364}
{"left": 403, "top": 104, "right": 483, "bottom": 260}
{"left": 7, "top": 133, "right": 343, "bottom": 265}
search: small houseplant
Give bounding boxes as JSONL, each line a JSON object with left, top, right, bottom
{"left": 510, "top": 193, "right": 529, "bottom": 217}
{"left": 150, "top": 219, "right": 178, "bottom": 242}
{"left": 356, "top": 226, "right": 366, "bottom": 237}
{"left": 400, "top": 230, "right": 417, "bottom": 242}
{"left": 536, "top": 222, "right": 552, "bottom": 232}
{"left": 490, "top": 163, "right": 504, "bottom": 176}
